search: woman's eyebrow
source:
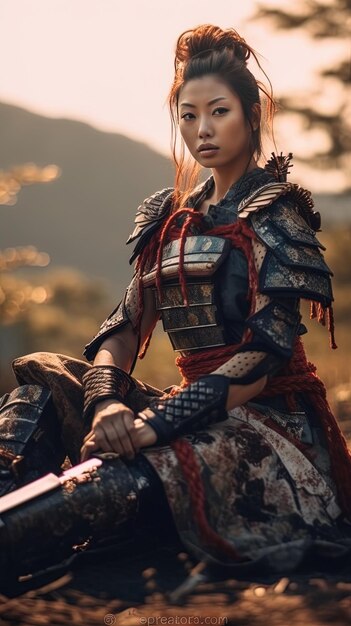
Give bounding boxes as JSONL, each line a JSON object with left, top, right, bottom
{"left": 179, "top": 96, "right": 228, "bottom": 108}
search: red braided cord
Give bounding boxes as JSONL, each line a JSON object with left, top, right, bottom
{"left": 327, "top": 306, "right": 337, "bottom": 349}
{"left": 310, "top": 301, "right": 318, "bottom": 320}
{"left": 155, "top": 211, "right": 180, "bottom": 302}
{"left": 178, "top": 216, "right": 191, "bottom": 306}
{"left": 170, "top": 438, "right": 244, "bottom": 561}
{"left": 155, "top": 208, "right": 202, "bottom": 304}
{"left": 134, "top": 235, "right": 159, "bottom": 334}
{"left": 178, "top": 211, "right": 203, "bottom": 306}
{"left": 318, "top": 302, "right": 326, "bottom": 325}
{"left": 287, "top": 339, "right": 351, "bottom": 518}
{"left": 207, "top": 221, "right": 259, "bottom": 313}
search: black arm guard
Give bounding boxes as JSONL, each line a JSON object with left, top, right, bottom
{"left": 139, "top": 375, "right": 230, "bottom": 445}
{"left": 82, "top": 365, "right": 135, "bottom": 424}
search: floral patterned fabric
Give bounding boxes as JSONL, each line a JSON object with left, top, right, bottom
{"left": 143, "top": 406, "right": 351, "bottom": 571}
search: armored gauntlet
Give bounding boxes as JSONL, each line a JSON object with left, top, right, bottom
{"left": 138, "top": 375, "right": 230, "bottom": 445}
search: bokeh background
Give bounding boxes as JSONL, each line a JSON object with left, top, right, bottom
{"left": 1, "top": 0, "right": 350, "bottom": 425}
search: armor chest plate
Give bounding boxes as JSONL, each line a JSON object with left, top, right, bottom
{"left": 143, "top": 236, "right": 231, "bottom": 353}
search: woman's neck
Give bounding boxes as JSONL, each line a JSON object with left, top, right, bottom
{"left": 209, "top": 157, "right": 258, "bottom": 204}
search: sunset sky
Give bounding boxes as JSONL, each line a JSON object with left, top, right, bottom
{"left": 0, "top": 0, "right": 346, "bottom": 190}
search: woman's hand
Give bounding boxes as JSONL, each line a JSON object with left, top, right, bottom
{"left": 80, "top": 399, "right": 157, "bottom": 462}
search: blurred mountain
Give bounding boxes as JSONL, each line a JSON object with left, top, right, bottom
{"left": 1, "top": 102, "right": 350, "bottom": 295}
{"left": 0, "top": 101, "right": 174, "bottom": 293}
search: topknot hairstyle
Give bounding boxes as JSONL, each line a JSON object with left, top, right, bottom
{"left": 174, "top": 24, "right": 250, "bottom": 67}
{"left": 168, "top": 24, "right": 276, "bottom": 208}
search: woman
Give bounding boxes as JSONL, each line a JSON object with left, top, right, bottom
{"left": 1, "top": 24, "right": 351, "bottom": 583}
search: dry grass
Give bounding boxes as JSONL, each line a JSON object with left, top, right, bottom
{"left": 0, "top": 572, "right": 350, "bottom": 626}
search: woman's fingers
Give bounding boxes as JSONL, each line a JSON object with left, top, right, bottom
{"left": 80, "top": 438, "right": 99, "bottom": 462}
{"left": 100, "top": 420, "right": 136, "bottom": 460}
{"left": 80, "top": 425, "right": 113, "bottom": 461}
{"left": 120, "top": 413, "right": 141, "bottom": 455}
{"left": 80, "top": 403, "right": 157, "bottom": 462}
{"left": 87, "top": 412, "right": 139, "bottom": 460}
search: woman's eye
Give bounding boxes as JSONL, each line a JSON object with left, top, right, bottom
{"left": 181, "top": 113, "right": 195, "bottom": 120}
{"left": 213, "top": 107, "right": 229, "bottom": 115}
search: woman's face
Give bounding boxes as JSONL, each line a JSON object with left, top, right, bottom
{"left": 178, "top": 75, "right": 256, "bottom": 169}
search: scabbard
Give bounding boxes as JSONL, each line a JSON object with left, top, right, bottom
{"left": 0, "top": 454, "right": 139, "bottom": 583}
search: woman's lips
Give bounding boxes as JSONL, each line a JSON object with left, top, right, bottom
{"left": 198, "top": 148, "right": 219, "bottom": 157}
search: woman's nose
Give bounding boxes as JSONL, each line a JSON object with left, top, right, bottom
{"left": 198, "top": 116, "right": 213, "bottom": 138}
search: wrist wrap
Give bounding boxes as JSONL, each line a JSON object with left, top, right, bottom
{"left": 139, "top": 375, "right": 230, "bottom": 445}
{"left": 82, "top": 365, "right": 135, "bottom": 422}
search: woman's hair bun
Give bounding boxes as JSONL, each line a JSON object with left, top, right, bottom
{"left": 175, "top": 24, "right": 251, "bottom": 68}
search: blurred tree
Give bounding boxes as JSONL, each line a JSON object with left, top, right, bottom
{"left": 0, "top": 266, "right": 114, "bottom": 394}
{"left": 0, "top": 163, "right": 60, "bottom": 205}
{"left": 0, "top": 163, "right": 64, "bottom": 391}
{"left": 0, "top": 163, "right": 60, "bottom": 325}
{"left": 255, "top": 0, "right": 351, "bottom": 189}
{"left": 19, "top": 268, "right": 112, "bottom": 357}
{"left": 0, "top": 247, "right": 50, "bottom": 325}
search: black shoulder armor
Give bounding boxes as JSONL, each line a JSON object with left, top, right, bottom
{"left": 127, "top": 187, "right": 174, "bottom": 264}
{"left": 238, "top": 183, "right": 333, "bottom": 307}
{"left": 83, "top": 297, "right": 130, "bottom": 362}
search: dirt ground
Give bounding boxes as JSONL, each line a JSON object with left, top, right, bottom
{"left": 0, "top": 531, "right": 350, "bottom": 626}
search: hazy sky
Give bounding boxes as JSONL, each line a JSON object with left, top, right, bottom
{"left": 0, "top": 0, "right": 346, "bottom": 190}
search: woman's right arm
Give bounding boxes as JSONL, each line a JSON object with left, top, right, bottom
{"left": 80, "top": 284, "right": 159, "bottom": 461}
{"left": 80, "top": 187, "right": 175, "bottom": 461}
